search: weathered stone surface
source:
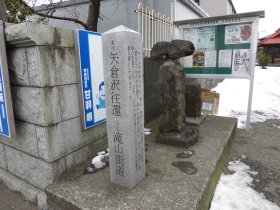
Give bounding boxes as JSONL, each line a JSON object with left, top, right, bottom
{"left": 65, "top": 136, "right": 107, "bottom": 170}
{"left": 0, "top": 121, "right": 39, "bottom": 157}
{"left": 11, "top": 86, "right": 61, "bottom": 126}
{"left": 158, "top": 60, "right": 186, "bottom": 133}
{"left": 185, "top": 83, "right": 202, "bottom": 118}
{"left": 12, "top": 86, "right": 44, "bottom": 124}
{"left": 44, "top": 87, "right": 62, "bottom": 125}
{"left": 102, "top": 25, "right": 145, "bottom": 189}
{"left": 0, "top": 168, "right": 41, "bottom": 202}
{"left": 169, "top": 40, "right": 195, "bottom": 59}
{"left": 0, "top": 143, "right": 7, "bottom": 170}
{"left": 45, "top": 116, "right": 237, "bottom": 210}
{"left": 37, "top": 191, "right": 48, "bottom": 210}
{"left": 157, "top": 126, "right": 199, "bottom": 148}
{"left": 61, "top": 118, "right": 106, "bottom": 158}
{"left": 5, "top": 22, "right": 74, "bottom": 48}
{"left": 7, "top": 48, "right": 29, "bottom": 85}
{"left": 5, "top": 146, "right": 66, "bottom": 189}
{"left": 36, "top": 125, "right": 50, "bottom": 161}
{"left": 150, "top": 41, "right": 172, "bottom": 60}
{"left": 58, "top": 84, "right": 79, "bottom": 121}
{"left": 37, "top": 117, "right": 106, "bottom": 162}
{"left": 26, "top": 46, "right": 77, "bottom": 87}
{"left": 151, "top": 40, "right": 195, "bottom": 60}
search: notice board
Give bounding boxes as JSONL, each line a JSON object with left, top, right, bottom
{"left": 175, "top": 11, "right": 264, "bottom": 130}
{"left": 175, "top": 11, "right": 265, "bottom": 79}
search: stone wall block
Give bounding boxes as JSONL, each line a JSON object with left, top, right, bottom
{"left": 36, "top": 117, "right": 106, "bottom": 162}
{"left": 11, "top": 86, "right": 45, "bottom": 125}
{"left": 52, "top": 47, "right": 77, "bottom": 86}
{"left": 44, "top": 87, "right": 62, "bottom": 125}
{"left": 26, "top": 46, "right": 77, "bottom": 87}
{"left": 36, "top": 126, "right": 49, "bottom": 161}
{"left": 5, "top": 22, "right": 74, "bottom": 48}
{"left": 0, "top": 143, "right": 7, "bottom": 170}
{"left": 65, "top": 143, "right": 91, "bottom": 170}
{"left": 0, "top": 121, "right": 38, "bottom": 157}
{"left": 11, "top": 86, "right": 61, "bottom": 126}
{"left": 26, "top": 47, "right": 45, "bottom": 87}
{"left": 62, "top": 118, "right": 106, "bottom": 158}
{"left": 7, "top": 48, "right": 29, "bottom": 85}
{"left": 65, "top": 136, "right": 108, "bottom": 170}
{"left": 58, "top": 84, "right": 80, "bottom": 121}
{"left": 38, "top": 123, "right": 63, "bottom": 162}
{"left": 5, "top": 146, "right": 66, "bottom": 189}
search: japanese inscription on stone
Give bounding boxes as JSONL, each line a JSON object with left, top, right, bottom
{"left": 102, "top": 26, "right": 145, "bottom": 189}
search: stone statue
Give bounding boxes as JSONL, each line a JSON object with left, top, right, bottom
{"left": 151, "top": 40, "right": 199, "bottom": 148}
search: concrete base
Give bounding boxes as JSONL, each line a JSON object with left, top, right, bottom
{"left": 186, "top": 115, "right": 206, "bottom": 126}
{"left": 46, "top": 116, "right": 237, "bottom": 210}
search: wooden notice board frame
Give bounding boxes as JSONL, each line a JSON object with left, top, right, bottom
{"left": 174, "top": 11, "right": 265, "bottom": 130}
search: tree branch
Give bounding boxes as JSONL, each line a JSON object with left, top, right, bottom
{"left": 19, "top": 0, "right": 88, "bottom": 29}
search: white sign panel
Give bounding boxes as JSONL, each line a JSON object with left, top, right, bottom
{"left": 218, "top": 50, "right": 232, "bottom": 68}
{"left": 204, "top": 50, "right": 217, "bottom": 67}
{"left": 232, "top": 49, "right": 251, "bottom": 75}
{"left": 76, "top": 30, "right": 106, "bottom": 129}
{"left": 225, "top": 24, "right": 252, "bottom": 45}
{"left": 197, "top": 26, "right": 216, "bottom": 50}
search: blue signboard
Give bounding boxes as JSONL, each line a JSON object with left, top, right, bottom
{"left": 76, "top": 30, "right": 106, "bottom": 129}
{"left": 0, "top": 21, "right": 15, "bottom": 138}
{"left": 0, "top": 64, "right": 10, "bottom": 137}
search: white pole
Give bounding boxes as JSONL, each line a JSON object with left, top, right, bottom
{"left": 246, "top": 17, "right": 260, "bottom": 131}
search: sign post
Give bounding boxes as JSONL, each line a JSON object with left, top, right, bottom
{"left": 0, "top": 20, "right": 16, "bottom": 137}
{"left": 75, "top": 30, "right": 106, "bottom": 130}
{"left": 175, "top": 11, "right": 265, "bottom": 130}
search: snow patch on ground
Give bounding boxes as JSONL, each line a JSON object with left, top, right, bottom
{"left": 210, "top": 160, "right": 280, "bottom": 210}
{"left": 213, "top": 67, "right": 280, "bottom": 128}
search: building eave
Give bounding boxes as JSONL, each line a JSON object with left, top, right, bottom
{"left": 180, "top": 0, "right": 210, "bottom": 18}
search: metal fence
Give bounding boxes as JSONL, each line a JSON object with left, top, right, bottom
{"left": 136, "top": 3, "right": 175, "bottom": 57}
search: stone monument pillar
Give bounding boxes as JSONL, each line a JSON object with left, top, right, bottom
{"left": 151, "top": 40, "right": 199, "bottom": 148}
{"left": 158, "top": 60, "right": 186, "bottom": 133}
{"left": 102, "top": 26, "right": 145, "bottom": 189}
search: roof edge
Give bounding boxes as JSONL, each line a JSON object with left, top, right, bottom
{"left": 174, "top": 10, "right": 265, "bottom": 25}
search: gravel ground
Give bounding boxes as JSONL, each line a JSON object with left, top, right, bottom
{"left": 228, "top": 119, "right": 280, "bottom": 207}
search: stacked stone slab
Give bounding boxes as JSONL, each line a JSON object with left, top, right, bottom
{"left": 0, "top": 23, "right": 107, "bottom": 191}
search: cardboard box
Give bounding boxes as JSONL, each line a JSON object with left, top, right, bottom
{"left": 201, "top": 89, "right": 220, "bottom": 115}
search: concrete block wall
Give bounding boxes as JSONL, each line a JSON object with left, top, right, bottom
{"left": 0, "top": 22, "right": 107, "bottom": 190}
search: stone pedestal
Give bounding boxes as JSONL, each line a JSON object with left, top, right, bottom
{"left": 158, "top": 60, "right": 186, "bottom": 133}
{"left": 102, "top": 26, "right": 145, "bottom": 189}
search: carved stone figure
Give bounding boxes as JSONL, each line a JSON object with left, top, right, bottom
{"left": 151, "top": 40, "right": 199, "bottom": 148}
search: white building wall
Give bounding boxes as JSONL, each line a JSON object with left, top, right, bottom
{"left": 175, "top": 0, "right": 201, "bottom": 20}
{"left": 226, "top": 0, "right": 234, "bottom": 14}
{"left": 199, "top": 0, "right": 227, "bottom": 16}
